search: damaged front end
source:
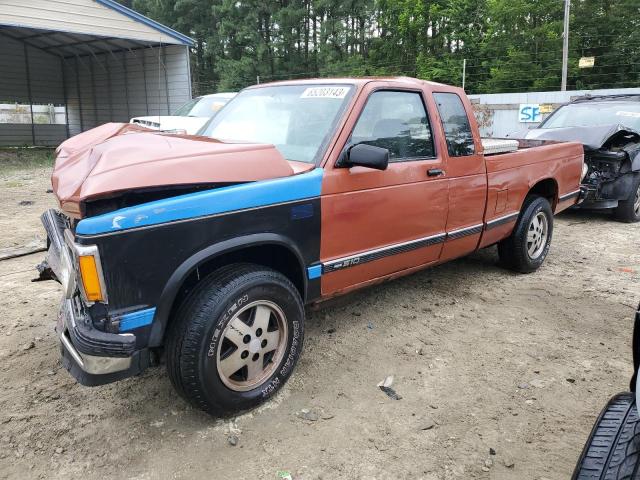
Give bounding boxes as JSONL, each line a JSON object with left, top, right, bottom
{"left": 40, "top": 208, "right": 146, "bottom": 386}
{"left": 526, "top": 124, "right": 640, "bottom": 212}
{"left": 580, "top": 126, "right": 640, "bottom": 209}
{"left": 39, "top": 122, "right": 312, "bottom": 385}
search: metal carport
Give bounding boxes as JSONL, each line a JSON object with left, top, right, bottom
{"left": 0, "top": 0, "right": 194, "bottom": 146}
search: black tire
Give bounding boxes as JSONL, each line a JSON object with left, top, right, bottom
{"left": 498, "top": 195, "right": 553, "bottom": 273}
{"left": 166, "top": 263, "right": 304, "bottom": 416}
{"left": 573, "top": 392, "right": 640, "bottom": 480}
{"left": 614, "top": 174, "right": 640, "bottom": 223}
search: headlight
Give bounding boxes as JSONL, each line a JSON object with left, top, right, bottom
{"left": 581, "top": 162, "right": 589, "bottom": 181}
{"left": 59, "top": 250, "right": 76, "bottom": 299}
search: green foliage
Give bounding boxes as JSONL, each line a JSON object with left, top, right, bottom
{"left": 0, "top": 148, "right": 55, "bottom": 173}
{"left": 126, "top": 0, "right": 640, "bottom": 93}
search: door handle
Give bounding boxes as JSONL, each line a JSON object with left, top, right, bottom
{"left": 427, "top": 168, "right": 445, "bottom": 177}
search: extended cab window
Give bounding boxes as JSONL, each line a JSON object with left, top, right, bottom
{"left": 350, "top": 91, "right": 434, "bottom": 161}
{"left": 433, "top": 92, "right": 475, "bottom": 157}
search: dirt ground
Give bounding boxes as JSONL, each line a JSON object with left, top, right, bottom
{"left": 1, "top": 161, "right": 639, "bottom": 480}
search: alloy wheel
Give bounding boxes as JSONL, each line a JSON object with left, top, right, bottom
{"left": 526, "top": 212, "right": 548, "bottom": 260}
{"left": 216, "top": 300, "right": 288, "bottom": 392}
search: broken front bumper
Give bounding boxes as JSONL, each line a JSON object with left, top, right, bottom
{"left": 42, "top": 209, "right": 148, "bottom": 386}
{"left": 578, "top": 173, "right": 639, "bottom": 209}
{"left": 575, "top": 187, "right": 619, "bottom": 209}
{"left": 56, "top": 297, "right": 148, "bottom": 386}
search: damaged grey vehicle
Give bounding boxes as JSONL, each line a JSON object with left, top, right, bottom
{"left": 518, "top": 94, "right": 640, "bottom": 222}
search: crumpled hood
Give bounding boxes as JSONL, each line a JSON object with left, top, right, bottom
{"left": 525, "top": 124, "right": 640, "bottom": 151}
{"left": 52, "top": 123, "right": 298, "bottom": 217}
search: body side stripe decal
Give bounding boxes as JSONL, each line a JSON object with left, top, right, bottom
{"left": 310, "top": 215, "right": 515, "bottom": 279}
{"left": 446, "top": 223, "right": 484, "bottom": 240}
{"left": 76, "top": 168, "right": 324, "bottom": 235}
{"left": 484, "top": 211, "right": 520, "bottom": 230}
{"left": 559, "top": 189, "right": 581, "bottom": 201}
{"left": 321, "top": 233, "right": 447, "bottom": 274}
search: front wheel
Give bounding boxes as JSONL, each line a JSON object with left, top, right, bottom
{"left": 498, "top": 195, "right": 554, "bottom": 273}
{"left": 166, "top": 264, "right": 304, "bottom": 416}
{"left": 614, "top": 174, "right": 640, "bottom": 223}
{"left": 572, "top": 392, "right": 640, "bottom": 479}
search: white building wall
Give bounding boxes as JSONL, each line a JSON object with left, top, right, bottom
{"left": 469, "top": 87, "right": 640, "bottom": 138}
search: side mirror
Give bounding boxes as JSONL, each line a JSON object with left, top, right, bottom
{"left": 339, "top": 143, "right": 389, "bottom": 170}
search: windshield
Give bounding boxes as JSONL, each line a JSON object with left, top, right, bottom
{"left": 172, "top": 96, "right": 232, "bottom": 117}
{"left": 199, "top": 84, "right": 354, "bottom": 164}
{"left": 541, "top": 102, "right": 640, "bottom": 130}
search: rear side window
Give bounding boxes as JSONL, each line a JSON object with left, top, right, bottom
{"left": 433, "top": 92, "right": 475, "bottom": 157}
{"left": 350, "top": 90, "right": 435, "bottom": 162}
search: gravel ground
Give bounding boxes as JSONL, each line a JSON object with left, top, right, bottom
{"left": 0, "top": 165, "right": 639, "bottom": 480}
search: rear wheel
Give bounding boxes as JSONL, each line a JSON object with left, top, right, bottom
{"left": 614, "top": 175, "right": 640, "bottom": 223}
{"left": 498, "top": 195, "right": 553, "bottom": 273}
{"left": 166, "top": 264, "right": 304, "bottom": 416}
{"left": 572, "top": 392, "right": 640, "bottom": 479}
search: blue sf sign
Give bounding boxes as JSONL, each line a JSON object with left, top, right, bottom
{"left": 519, "top": 104, "right": 542, "bottom": 123}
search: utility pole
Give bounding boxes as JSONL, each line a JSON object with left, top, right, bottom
{"left": 462, "top": 59, "right": 466, "bottom": 90}
{"left": 561, "top": 0, "right": 570, "bottom": 91}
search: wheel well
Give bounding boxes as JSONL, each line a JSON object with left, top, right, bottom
{"left": 528, "top": 178, "right": 558, "bottom": 209}
{"left": 166, "top": 244, "right": 305, "bottom": 335}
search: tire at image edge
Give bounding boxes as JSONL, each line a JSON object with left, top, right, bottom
{"left": 614, "top": 174, "right": 640, "bottom": 223}
{"left": 572, "top": 392, "right": 640, "bottom": 480}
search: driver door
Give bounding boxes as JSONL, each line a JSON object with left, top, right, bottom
{"left": 320, "top": 86, "right": 449, "bottom": 296}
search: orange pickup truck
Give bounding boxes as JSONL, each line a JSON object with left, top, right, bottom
{"left": 41, "top": 77, "right": 585, "bottom": 415}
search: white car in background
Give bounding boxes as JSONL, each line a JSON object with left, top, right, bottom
{"left": 130, "top": 92, "right": 236, "bottom": 134}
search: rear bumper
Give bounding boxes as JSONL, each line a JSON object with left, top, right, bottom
{"left": 56, "top": 298, "right": 149, "bottom": 386}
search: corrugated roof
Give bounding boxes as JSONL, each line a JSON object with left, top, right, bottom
{"left": 0, "top": 0, "right": 194, "bottom": 55}
{"left": 95, "top": 0, "right": 194, "bottom": 46}
{"left": 0, "top": 25, "right": 174, "bottom": 58}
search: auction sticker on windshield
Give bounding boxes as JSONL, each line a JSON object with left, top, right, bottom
{"left": 301, "top": 86, "right": 350, "bottom": 99}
